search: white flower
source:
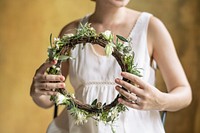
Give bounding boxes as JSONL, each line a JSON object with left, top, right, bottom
{"left": 56, "top": 67, "right": 61, "bottom": 71}
{"left": 110, "top": 107, "right": 119, "bottom": 120}
{"left": 55, "top": 44, "right": 59, "bottom": 49}
{"left": 123, "top": 42, "right": 129, "bottom": 47}
{"left": 71, "top": 94, "right": 75, "bottom": 98}
{"left": 102, "top": 30, "right": 113, "bottom": 41}
{"left": 54, "top": 56, "right": 59, "bottom": 60}
{"left": 108, "top": 112, "right": 112, "bottom": 117}
{"left": 90, "top": 27, "right": 95, "bottom": 31}
{"left": 105, "top": 43, "right": 115, "bottom": 56}
{"left": 54, "top": 37, "right": 60, "bottom": 42}
{"left": 52, "top": 65, "right": 56, "bottom": 68}
{"left": 74, "top": 112, "right": 88, "bottom": 125}
{"left": 64, "top": 33, "right": 74, "bottom": 38}
{"left": 56, "top": 93, "right": 67, "bottom": 105}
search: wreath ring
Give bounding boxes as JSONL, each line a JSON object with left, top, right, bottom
{"left": 47, "top": 23, "right": 142, "bottom": 125}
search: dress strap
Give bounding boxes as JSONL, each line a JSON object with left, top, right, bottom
{"left": 141, "top": 13, "right": 157, "bottom": 70}
{"left": 140, "top": 12, "right": 153, "bottom": 32}
{"left": 130, "top": 12, "right": 153, "bottom": 38}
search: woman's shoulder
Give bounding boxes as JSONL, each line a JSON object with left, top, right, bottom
{"left": 59, "top": 19, "right": 81, "bottom": 37}
{"left": 147, "top": 14, "right": 169, "bottom": 43}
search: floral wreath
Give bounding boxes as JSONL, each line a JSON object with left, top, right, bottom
{"left": 47, "top": 23, "right": 142, "bottom": 131}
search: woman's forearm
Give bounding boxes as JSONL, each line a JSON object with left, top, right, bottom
{"left": 159, "top": 85, "right": 192, "bottom": 112}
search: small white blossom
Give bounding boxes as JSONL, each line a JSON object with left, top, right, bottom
{"left": 90, "top": 27, "right": 95, "bottom": 31}
{"left": 54, "top": 37, "right": 60, "bottom": 42}
{"left": 56, "top": 67, "right": 61, "bottom": 71}
{"left": 74, "top": 112, "right": 88, "bottom": 125}
{"left": 55, "top": 44, "right": 59, "bottom": 49}
{"left": 71, "top": 94, "right": 75, "bottom": 98}
{"left": 108, "top": 112, "right": 112, "bottom": 117}
{"left": 52, "top": 65, "right": 56, "bottom": 68}
{"left": 56, "top": 93, "right": 67, "bottom": 105}
{"left": 64, "top": 33, "right": 74, "bottom": 38}
{"left": 110, "top": 107, "right": 119, "bottom": 120}
{"left": 102, "top": 30, "right": 113, "bottom": 41}
{"left": 123, "top": 42, "right": 129, "bottom": 47}
{"left": 105, "top": 43, "right": 115, "bottom": 56}
{"left": 54, "top": 56, "right": 59, "bottom": 60}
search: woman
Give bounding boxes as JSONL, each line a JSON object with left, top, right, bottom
{"left": 30, "top": 0, "right": 192, "bottom": 132}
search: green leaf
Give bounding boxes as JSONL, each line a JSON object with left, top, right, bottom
{"left": 116, "top": 35, "right": 128, "bottom": 42}
{"left": 106, "top": 116, "right": 112, "bottom": 122}
{"left": 91, "top": 99, "right": 97, "bottom": 106}
{"left": 116, "top": 37, "right": 119, "bottom": 45}
{"left": 50, "top": 95, "right": 57, "bottom": 102}
{"left": 50, "top": 33, "right": 53, "bottom": 47}
{"left": 48, "top": 48, "right": 54, "bottom": 60}
{"left": 58, "top": 55, "right": 71, "bottom": 61}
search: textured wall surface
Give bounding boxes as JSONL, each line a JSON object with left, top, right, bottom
{"left": 0, "top": 0, "right": 199, "bottom": 133}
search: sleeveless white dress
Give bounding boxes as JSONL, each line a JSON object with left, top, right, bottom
{"left": 47, "top": 12, "right": 165, "bottom": 133}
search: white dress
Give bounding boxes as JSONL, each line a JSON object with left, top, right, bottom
{"left": 47, "top": 12, "right": 165, "bottom": 133}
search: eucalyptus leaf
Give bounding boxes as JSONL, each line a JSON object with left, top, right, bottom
{"left": 58, "top": 55, "right": 72, "bottom": 61}
{"left": 116, "top": 37, "right": 119, "bottom": 44}
{"left": 91, "top": 99, "right": 97, "bottom": 106}
{"left": 48, "top": 48, "right": 54, "bottom": 60}
{"left": 116, "top": 35, "right": 128, "bottom": 42}
{"left": 50, "top": 33, "right": 53, "bottom": 47}
{"left": 106, "top": 116, "right": 112, "bottom": 122}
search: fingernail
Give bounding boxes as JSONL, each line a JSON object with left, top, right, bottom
{"left": 61, "top": 83, "right": 65, "bottom": 88}
{"left": 115, "top": 78, "right": 120, "bottom": 83}
{"left": 115, "top": 86, "right": 119, "bottom": 90}
{"left": 118, "top": 98, "right": 122, "bottom": 103}
{"left": 121, "top": 72, "right": 125, "bottom": 76}
{"left": 60, "top": 76, "right": 65, "bottom": 81}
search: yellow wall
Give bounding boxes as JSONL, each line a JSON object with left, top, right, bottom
{"left": 0, "top": 0, "right": 199, "bottom": 133}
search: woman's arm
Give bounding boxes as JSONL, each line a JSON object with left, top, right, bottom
{"left": 150, "top": 16, "right": 192, "bottom": 111}
{"left": 30, "top": 60, "right": 66, "bottom": 108}
{"left": 30, "top": 20, "right": 80, "bottom": 108}
{"left": 115, "top": 16, "right": 192, "bottom": 112}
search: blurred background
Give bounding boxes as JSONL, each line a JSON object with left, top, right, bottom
{"left": 0, "top": 0, "right": 199, "bottom": 133}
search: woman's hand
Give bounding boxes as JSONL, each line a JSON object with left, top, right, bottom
{"left": 115, "top": 72, "right": 164, "bottom": 111}
{"left": 30, "top": 60, "right": 66, "bottom": 108}
{"left": 31, "top": 60, "right": 66, "bottom": 97}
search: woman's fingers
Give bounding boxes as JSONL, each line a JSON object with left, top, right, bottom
{"left": 115, "top": 86, "right": 137, "bottom": 102}
{"left": 36, "top": 60, "right": 57, "bottom": 74}
{"left": 121, "top": 72, "right": 146, "bottom": 89}
{"left": 34, "top": 74, "right": 65, "bottom": 82}
{"left": 34, "top": 82, "right": 65, "bottom": 90}
{"left": 115, "top": 78, "right": 143, "bottom": 97}
{"left": 115, "top": 72, "right": 164, "bottom": 111}
{"left": 35, "top": 89, "right": 58, "bottom": 96}
{"left": 31, "top": 60, "right": 67, "bottom": 97}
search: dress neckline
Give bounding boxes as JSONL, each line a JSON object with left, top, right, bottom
{"left": 81, "top": 12, "right": 145, "bottom": 58}
{"left": 127, "top": 12, "right": 144, "bottom": 39}
{"left": 83, "top": 12, "right": 144, "bottom": 39}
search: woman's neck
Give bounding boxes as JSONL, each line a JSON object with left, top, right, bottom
{"left": 90, "top": 2, "right": 128, "bottom": 25}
